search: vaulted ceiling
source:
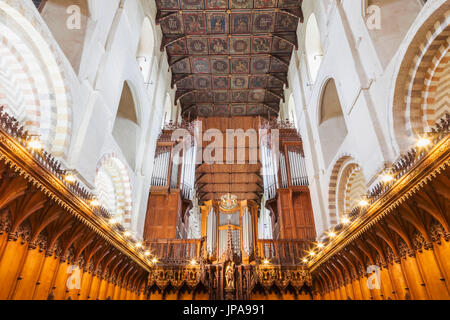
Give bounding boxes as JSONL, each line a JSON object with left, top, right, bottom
{"left": 156, "top": 0, "right": 304, "bottom": 119}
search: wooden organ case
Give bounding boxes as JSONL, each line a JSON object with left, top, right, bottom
{"left": 143, "top": 124, "right": 196, "bottom": 241}
{"left": 261, "top": 122, "right": 316, "bottom": 241}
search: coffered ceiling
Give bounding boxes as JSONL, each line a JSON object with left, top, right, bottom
{"left": 156, "top": 0, "right": 304, "bottom": 118}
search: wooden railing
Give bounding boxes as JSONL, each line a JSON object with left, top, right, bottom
{"left": 145, "top": 239, "right": 203, "bottom": 265}
{"left": 257, "top": 240, "right": 311, "bottom": 266}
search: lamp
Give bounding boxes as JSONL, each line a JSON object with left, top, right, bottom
{"left": 64, "top": 170, "right": 77, "bottom": 183}
{"left": 27, "top": 135, "right": 42, "bottom": 151}
{"left": 416, "top": 137, "right": 431, "bottom": 148}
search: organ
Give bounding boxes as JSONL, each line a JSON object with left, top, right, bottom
{"left": 143, "top": 117, "right": 315, "bottom": 299}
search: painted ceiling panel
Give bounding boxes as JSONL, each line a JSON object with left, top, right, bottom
{"left": 156, "top": 0, "right": 304, "bottom": 118}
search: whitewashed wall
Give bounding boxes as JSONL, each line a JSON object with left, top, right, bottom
{"left": 18, "top": 0, "right": 176, "bottom": 236}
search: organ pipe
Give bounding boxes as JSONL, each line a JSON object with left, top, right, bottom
{"left": 151, "top": 151, "right": 170, "bottom": 187}
{"left": 287, "top": 150, "right": 308, "bottom": 187}
{"left": 206, "top": 208, "right": 217, "bottom": 256}
{"left": 243, "top": 207, "right": 253, "bottom": 256}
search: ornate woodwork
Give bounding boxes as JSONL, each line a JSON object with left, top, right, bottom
{"left": 0, "top": 106, "right": 149, "bottom": 300}
{"left": 308, "top": 115, "right": 450, "bottom": 300}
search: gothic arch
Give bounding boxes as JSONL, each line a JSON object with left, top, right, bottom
{"left": 390, "top": 1, "right": 450, "bottom": 153}
{"left": 0, "top": 0, "right": 72, "bottom": 157}
{"left": 96, "top": 154, "right": 133, "bottom": 229}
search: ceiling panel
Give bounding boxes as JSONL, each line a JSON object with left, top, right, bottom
{"left": 157, "top": 0, "right": 304, "bottom": 118}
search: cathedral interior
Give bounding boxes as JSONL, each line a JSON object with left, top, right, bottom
{"left": 0, "top": 0, "right": 448, "bottom": 301}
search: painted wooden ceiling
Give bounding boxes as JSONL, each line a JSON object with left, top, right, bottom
{"left": 156, "top": 0, "right": 304, "bottom": 118}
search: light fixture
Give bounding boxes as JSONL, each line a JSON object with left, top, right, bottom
{"left": 109, "top": 218, "right": 118, "bottom": 225}
{"left": 341, "top": 216, "right": 350, "bottom": 225}
{"left": 64, "top": 171, "right": 76, "bottom": 183}
{"left": 263, "top": 259, "right": 270, "bottom": 265}
{"left": 144, "top": 251, "right": 151, "bottom": 256}
{"left": 328, "top": 231, "right": 336, "bottom": 238}
{"left": 359, "top": 199, "right": 369, "bottom": 207}
{"left": 28, "top": 135, "right": 42, "bottom": 150}
{"left": 123, "top": 231, "right": 131, "bottom": 238}
{"left": 302, "top": 258, "right": 308, "bottom": 264}
{"left": 381, "top": 174, "right": 394, "bottom": 183}
{"left": 90, "top": 199, "right": 100, "bottom": 207}
{"left": 317, "top": 242, "right": 324, "bottom": 249}
{"left": 416, "top": 137, "right": 431, "bottom": 148}
{"left": 151, "top": 258, "right": 158, "bottom": 264}
{"left": 190, "top": 259, "right": 197, "bottom": 266}
{"left": 309, "top": 251, "right": 316, "bottom": 257}
{"left": 135, "top": 242, "right": 143, "bottom": 248}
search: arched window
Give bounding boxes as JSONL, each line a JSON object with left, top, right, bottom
{"left": 136, "top": 17, "right": 155, "bottom": 83}
{"left": 113, "top": 81, "right": 140, "bottom": 170}
{"left": 318, "top": 79, "right": 348, "bottom": 167}
{"left": 305, "top": 14, "right": 323, "bottom": 83}
{"left": 39, "top": 0, "right": 90, "bottom": 74}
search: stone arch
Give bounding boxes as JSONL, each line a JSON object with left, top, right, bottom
{"left": 112, "top": 81, "right": 141, "bottom": 170}
{"left": 38, "top": 0, "right": 90, "bottom": 74}
{"left": 304, "top": 13, "right": 323, "bottom": 82}
{"left": 318, "top": 78, "right": 348, "bottom": 168}
{"left": 96, "top": 153, "right": 133, "bottom": 229}
{"left": 337, "top": 163, "right": 367, "bottom": 217}
{"left": 0, "top": 0, "right": 71, "bottom": 157}
{"left": 391, "top": 2, "right": 450, "bottom": 153}
{"left": 328, "top": 155, "right": 365, "bottom": 225}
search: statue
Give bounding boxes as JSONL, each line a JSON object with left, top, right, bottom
{"left": 225, "top": 263, "right": 235, "bottom": 290}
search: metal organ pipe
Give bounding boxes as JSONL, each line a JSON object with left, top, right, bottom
{"left": 206, "top": 208, "right": 217, "bottom": 256}
{"left": 300, "top": 154, "right": 308, "bottom": 185}
{"left": 243, "top": 207, "right": 253, "bottom": 256}
{"left": 280, "top": 153, "right": 288, "bottom": 189}
{"left": 164, "top": 152, "right": 170, "bottom": 186}
{"left": 288, "top": 151, "right": 294, "bottom": 186}
{"left": 170, "top": 153, "right": 179, "bottom": 189}
{"left": 287, "top": 150, "right": 309, "bottom": 187}
{"left": 261, "top": 141, "right": 278, "bottom": 200}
